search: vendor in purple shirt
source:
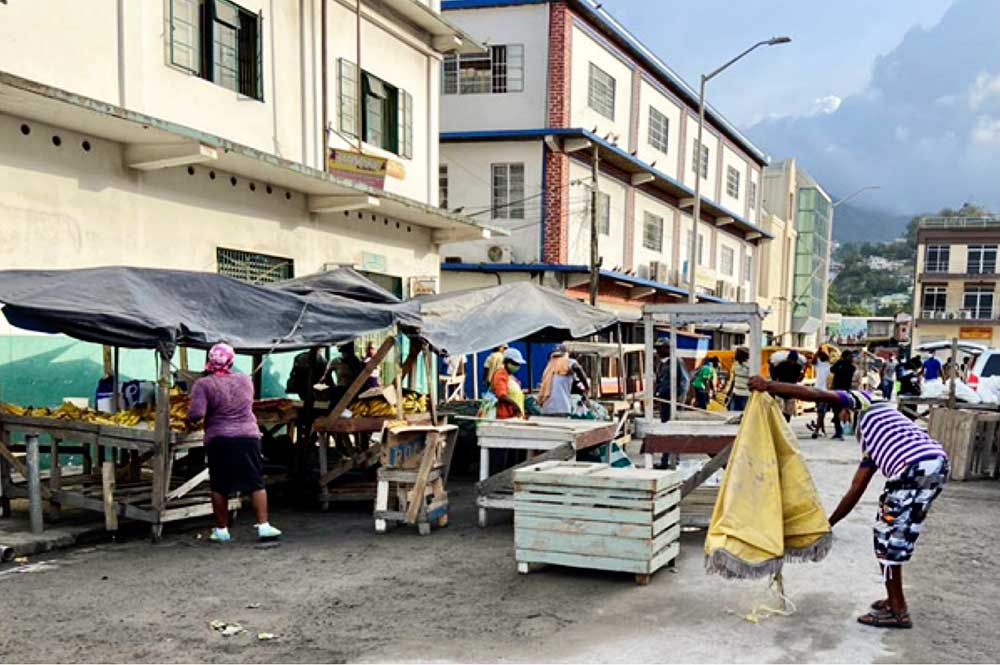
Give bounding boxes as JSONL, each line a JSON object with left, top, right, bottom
{"left": 186, "top": 343, "right": 281, "bottom": 543}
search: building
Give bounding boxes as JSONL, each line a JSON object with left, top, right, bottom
{"left": 912, "top": 216, "right": 1000, "bottom": 347}
{"left": 0, "top": 0, "right": 497, "bottom": 404}
{"left": 435, "top": 0, "right": 771, "bottom": 318}
{"left": 756, "top": 211, "right": 797, "bottom": 346}
{"left": 761, "top": 158, "right": 833, "bottom": 348}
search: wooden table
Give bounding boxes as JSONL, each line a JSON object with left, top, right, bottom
{"left": 474, "top": 417, "right": 618, "bottom": 527}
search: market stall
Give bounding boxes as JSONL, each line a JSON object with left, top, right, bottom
{"left": 0, "top": 267, "right": 414, "bottom": 539}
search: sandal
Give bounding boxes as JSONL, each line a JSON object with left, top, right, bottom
{"left": 870, "top": 599, "right": 889, "bottom": 611}
{"left": 858, "top": 608, "right": 912, "bottom": 629}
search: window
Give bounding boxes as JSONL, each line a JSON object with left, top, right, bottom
{"left": 337, "top": 60, "right": 412, "bottom": 158}
{"left": 691, "top": 140, "right": 709, "bottom": 179}
{"left": 749, "top": 180, "right": 757, "bottom": 211}
{"left": 491, "top": 163, "right": 525, "bottom": 219}
{"left": 169, "top": 0, "right": 264, "bottom": 100}
{"left": 967, "top": 244, "right": 997, "bottom": 274}
{"left": 744, "top": 254, "right": 752, "bottom": 282}
{"left": 438, "top": 165, "right": 448, "bottom": 209}
{"left": 442, "top": 45, "right": 524, "bottom": 95}
{"left": 587, "top": 63, "right": 616, "bottom": 119}
{"left": 217, "top": 247, "right": 293, "bottom": 284}
{"left": 595, "top": 192, "right": 611, "bottom": 235}
{"left": 648, "top": 107, "right": 669, "bottom": 154}
{"left": 643, "top": 212, "right": 663, "bottom": 251}
{"left": 698, "top": 233, "right": 705, "bottom": 265}
{"left": 726, "top": 166, "right": 740, "bottom": 198}
{"left": 963, "top": 284, "right": 994, "bottom": 319}
{"left": 925, "top": 244, "right": 950, "bottom": 273}
{"left": 721, "top": 246, "right": 735, "bottom": 276}
{"left": 921, "top": 285, "right": 947, "bottom": 315}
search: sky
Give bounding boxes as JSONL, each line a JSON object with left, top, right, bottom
{"left": 600, "top": 0, "right": 1000, "bottom": 216}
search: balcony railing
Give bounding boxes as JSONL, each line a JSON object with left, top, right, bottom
{"left": 920, "top": 216, "right": 1000, "bottom": 229}
{"left": 919, "top": 309, "right": 997, "bottom": 321}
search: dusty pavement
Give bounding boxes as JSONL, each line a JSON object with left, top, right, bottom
{"left": 1, "top": 418, "right": 998, "bottom": 664}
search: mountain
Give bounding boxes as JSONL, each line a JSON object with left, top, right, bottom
{"left": 831, "top": 202, "right": 911, "bottom": 244}
{"left": 746, "top": 0, "right": 1000, "bottom": 214}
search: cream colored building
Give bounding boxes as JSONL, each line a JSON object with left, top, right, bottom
{"left": 912, "top": 216, "right": 1000, "bottom": 347}
{"left": 0, "top": 0, "right": 497, "bottom": 404}
{"left": 756, "top": 211, "right": 798, "bottom": 346}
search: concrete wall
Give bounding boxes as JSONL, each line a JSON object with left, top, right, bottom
{"left": 439, "top": 4, "right": 549, "bottom": 132}
{"left": 634, "top": 78, "right": 683, "bottom": 182}
{"left": 569, "top": 24, "right": 632, "bottom": 146}
{"left": 681, "top": 114, "right": 720, "bottom": 202}
{"left": 439, "top": 139, "right": 545, "bottom": 263}
{"left": 720, "top": 144, "right": 748, "bottom": 215}
{"left": 567, "top": 159, "right": 626, "bottom": 270}
{"left": 632, "top": 191, "right": 676, "bottom": 274}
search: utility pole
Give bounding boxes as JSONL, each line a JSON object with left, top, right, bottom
{"left": 589, "top": 144, "right": 600, "bottom": 306}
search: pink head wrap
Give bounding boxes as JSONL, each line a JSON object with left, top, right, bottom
{"left": 205, "top": 343, "right": 235, "bottom": 375}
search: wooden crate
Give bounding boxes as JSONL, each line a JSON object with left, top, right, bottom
{"left": 513, "top": 461, "right": 681, "bottom": 585}
{"left": 679, "top": 486, "right": 718, "bottom": 528}
{"left": 927, "top": 408, "right": 1000, "bottom": 481}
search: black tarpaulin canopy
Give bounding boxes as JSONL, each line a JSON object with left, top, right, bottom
{"left": 267, "top": 267, "right": 421, "bottom": 330}
{"left": 416, "top": 282, "right": 619, "bottom": 356}
{"left": 0, "top": 267, "right": 412, "bottom": 353}
{"left": 271, "top": 267, "right": 401, "bottom": 304}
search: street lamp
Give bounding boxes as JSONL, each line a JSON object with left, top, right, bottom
{"left": 687, "top": 36, "right": 791, "bottom": 304}
{"left": 833, "top": 185, "right": 881, "bottom": 209}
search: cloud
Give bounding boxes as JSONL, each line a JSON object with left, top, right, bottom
{"left": 747, "top": 0, "right": 1000, "bottom": 216}
{"left": 810, "top": 95, "right": 842, "bottom": 115}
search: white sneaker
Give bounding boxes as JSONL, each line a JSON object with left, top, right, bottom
{"left": 256, "top": 523, "right": 282, "bottom": 540}
{"left": 209, "top": 527, "right": 232, "bottom": 543}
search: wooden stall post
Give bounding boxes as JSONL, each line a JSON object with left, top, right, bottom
{"left": 48, "top": 438, "right": 61, "bottom": 520}
{"left": 0, "top": 442, "right": 10, "bottom": 518}
{"left": 472, "top": 352, "right": 480, "bottom": 400}
{"left": 393, "top": 334, "right": 405, "bottom": 420}
{"left": 423, "top": 345, "right": 438, "bottom": 426}
{"left": 102, "top": 460, "right": 118, "bottom": 532}
{"left": 948, "top": 337, "right": 958, "bottom": 410}
{"left": 642, "top": 312, "right": 655, "bottom": 418}
{"left": 179, "top": 347, "right": 189, "bottom": 371}
{"left": 26, "top": 434, "right": 43, "bottom": 535}
{"left": 150, "top": 347, "right": 173, "bottom": 541}
{"left": 251, "top": 353, "right": 264, "bottom": 399}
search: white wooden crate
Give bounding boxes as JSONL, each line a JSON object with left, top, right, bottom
{"left": 513, "top": 461, "right": 681, "bottom": 585}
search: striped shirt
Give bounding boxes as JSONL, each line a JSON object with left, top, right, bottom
{"left": 837, "top": 391, "right": 947, "bottom": 477}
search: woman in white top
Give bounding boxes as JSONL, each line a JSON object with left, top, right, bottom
{"left": 810, "top": 350, "right": 832, "bottom": 439}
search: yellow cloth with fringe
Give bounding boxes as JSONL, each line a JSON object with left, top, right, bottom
{"left": 704, "top": 392, "right": 832, "bottom": 579}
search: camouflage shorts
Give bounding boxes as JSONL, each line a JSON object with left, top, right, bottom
{"left": 874, "top": 456, "right": 949, "bottom": 564}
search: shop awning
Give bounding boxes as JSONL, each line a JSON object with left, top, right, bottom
{"left": 0, "top": 267, "right": 416, "bottom": 353}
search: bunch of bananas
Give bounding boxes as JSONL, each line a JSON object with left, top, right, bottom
{"left": 0, "top": 394, "right": 198, "bottom": 432}
{"left": 349, "top": 390, "right": 429, "bottom": 417}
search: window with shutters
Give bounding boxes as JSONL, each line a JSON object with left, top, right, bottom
{"left": 691, "top": 140, "right": 709, "bottom": 179}
{"left": 217, "top": 248, "right": 293, "bottom": 284}
{"left": 438, "top": 165, "right": 449, "bottom": 209}
{"left": 168, "top": 0, "right": 263, "bottom": 100}
{"left": 726, "top": 166, "right": 740, "bottom": 198}
{"left": 442, "top": 45, "right": 524, "bottom": 95}
{"left": 337, "top": 60, "right": 412, "bottom": 158}
{"left": 587, "top": 63, "right": 616, "bottom": 119}
{"left": 648, "top": 107, "right": 669, "bottom": 154}
{"left": 491, "top": 163, "right": 525, "bottom": 219}
{"left": 643, "top": 212, "right": 663, "bottom": 252}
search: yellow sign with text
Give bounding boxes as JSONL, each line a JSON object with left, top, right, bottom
{"left": 959, "top": 327, "right": 993, "bottom": 341}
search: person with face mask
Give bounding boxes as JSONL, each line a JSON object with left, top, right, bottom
{"left": 747, "top": 374, "right": 948, "bottom": 630}
{"left": 490, "top": 347, "right": 526, "bottom": 420}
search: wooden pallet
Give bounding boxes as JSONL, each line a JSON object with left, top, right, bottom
{"left": 513, "top": 461, "right": 681, "bottom": 585}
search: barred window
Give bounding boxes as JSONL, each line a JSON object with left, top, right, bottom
{"left": 438, "top": 165, "right": 449, "bottom": 209}
{"left": 587, "top": 63, "right": 616, "bottom": 119}
{"left": 726, "top": 166, "right": 740, "bottom": 198}
{"left": 691, "top": 140, "right": 709, "bottom": 179}
{"left": 643, "top": 211, "right": 663, "bottom": 252}
{"left": 648, "top": 107, "right": 669, "bottom": 154}
{"left": 217, "top": 248, "right": 293, "bottom": 284}
{"left": 491, "top": 163, "right": 525, "bottom": 219}
{"left": 721, "top": 246, "right": 735, "bottom": 276}
{"left": 442, "top": 45, "right": 524, "bottom": 95}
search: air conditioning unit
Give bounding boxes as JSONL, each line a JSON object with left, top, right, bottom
{"left": 648, "top": 261, "right": 668, "bottom": 283}
{"left": 486, "top": 244, "right": 513, "bottom": 263}
{"left": 636, "top": 264, "right": 650, "bottom": 280}
{"left": 921, "top": 310, "right": 934, "bottom": 319}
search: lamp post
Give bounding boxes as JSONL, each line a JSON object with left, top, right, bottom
{"left": 687, "top": 36, "right": 791, "bottom": 304}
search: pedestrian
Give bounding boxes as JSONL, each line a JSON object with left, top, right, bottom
{"left": 538, "top": 344, "right": 590, "bottom": 416}
{"left": 328, "top": 343, "right": 364, "bottom": 406}
{"left": 690, "top": 358, "right": 718, "bottom": 411}
{"left": 810, "top": 350, "right": 832, "bottom": 438}
{"left": 771, "top": 350, "right": 805, "bottom": 422}
{"left": 653, "top": 338, "right": 690, "bottom": 423}
{"left": 491, "top": 347, "right": 526, "bottom": 420}
{"left": 186, "top": 343, "right": 281, "bottom": 543}
{"left": 882, "top": 354, "right": 899, "bottom": 400}
{"left": 484, "top": 344, "right": 509, "bottom": 388}
{"left": 363, "top": 341, "right": 381, "bottom": 390}
{"left": 747, "top": 375, "right": 948, "bottom": 629}
{"left": 922, "top": 353, "right": 942, "bottom": 381}
{"left": 729, "top": 347, "right": 751, "bottom": 412}
{"left": 830, "top": 351, "right": 856, "bottom": 439}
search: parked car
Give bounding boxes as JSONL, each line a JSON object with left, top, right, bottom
{"left": 967, "top": 348, "right": 1000, "bottom": 389}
